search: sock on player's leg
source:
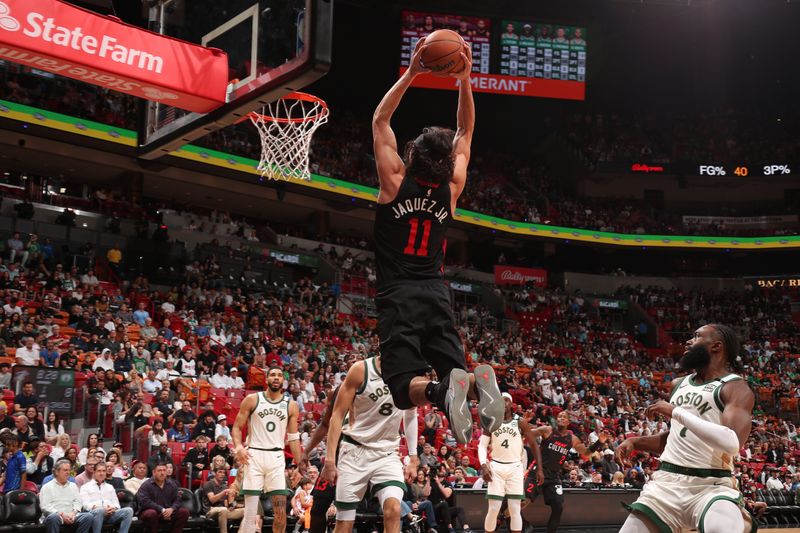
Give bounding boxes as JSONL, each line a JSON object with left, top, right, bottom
{"left": 700, "top": 500, "right": 744, "bottom": 533}
{"left": 507, "top": 500, "right": 522, "bottom": 532}
{"left": 240, "top": 495, "right": 261, "bottom": 533}
{"left": 484, "top": 500, "right": 502, "bottom": 532}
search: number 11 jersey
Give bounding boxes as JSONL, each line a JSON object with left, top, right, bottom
{"left": 374, "top": 174, "right": 452, "bottom": 289}
{"left": 342, "top": 357, "right": 405, "bottom": 451}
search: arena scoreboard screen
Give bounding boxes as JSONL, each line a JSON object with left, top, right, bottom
{"left": 400, "top": 11, "right": 586, "bottom": 101}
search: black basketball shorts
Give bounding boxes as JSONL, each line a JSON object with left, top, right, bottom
{"left": 526, "top": 476, "right": 564, "bottom": 508}
{"left": 376, "top": 279, "right": 466, "bottom": 383}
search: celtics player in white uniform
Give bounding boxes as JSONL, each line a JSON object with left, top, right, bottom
{"left": 618, "top": 324, "right": 755, "bottom": 533}
{"left": 233, "top": 366, "right": 304, "bottom": 533}
{"left": 478, "top": 393, "right": 544, "bottom": 533}
{"left": 321, "top": 355, "right": 419, "bottom": 533}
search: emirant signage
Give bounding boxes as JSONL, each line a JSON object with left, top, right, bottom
{"left": 0, "top": 0, "right": 228, "bottom": 112}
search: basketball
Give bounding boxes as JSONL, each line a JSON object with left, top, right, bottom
{"left": 421, "top": 29, "right": 466, "bottom": 76}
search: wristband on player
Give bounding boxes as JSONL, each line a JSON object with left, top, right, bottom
{"left": 287, "top": 432, "right": 300, "bottom": 442}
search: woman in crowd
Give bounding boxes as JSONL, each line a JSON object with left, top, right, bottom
{"left": 25, "top": 406, "right": 45, "bottom": 440}
{"left": 105, "top": 449, "right": 127, "bottom": 478}
{"left": 50, "top": 433, "right": 71, "bottom": 461}
{"left": 77, "top": 433, "right": 103, "bottom": 465}
{"left": 45, "top": 411, "right": 65, "bottom": 441}
{"left": 148, "top": 418, "right": 168, "bottom": 450}
{"left": 167, "top": 419, "right": 191, "bottom": 443}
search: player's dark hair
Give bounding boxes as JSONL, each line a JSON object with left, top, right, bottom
{"left": 708, "top": 323, "right": 744, "bottom": 372}
{"left": 268, "top": 364, "right": 283, "bottom": 374}
{"left": 404, "top": 127, "right": 455, "bottom": 184}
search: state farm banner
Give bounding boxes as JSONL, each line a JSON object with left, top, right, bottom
{"left": 683, "top": 214, "right": 798, "bottom": 229}
{"left": 494, "top": 265, "right": 548, "bottom": 287}
{"left": 0, "top": 0, "right": 228, "bottom": 112}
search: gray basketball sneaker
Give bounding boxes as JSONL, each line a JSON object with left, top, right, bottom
{"left": 443, "top": 368, "right": 472, "bottom": 444}
{"left": 474, "top": 364, "right": 504, "bottom": 434}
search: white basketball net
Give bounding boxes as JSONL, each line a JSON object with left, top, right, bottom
{"left": 249, "top": 93, "right": 329, "bottom": 182}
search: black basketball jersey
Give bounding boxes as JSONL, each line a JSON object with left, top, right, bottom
{"left": 539, "top": 430, "right": 573, "bottom": 481}
{"left": 374, "top": 175, "right": 452, "bottom": 289}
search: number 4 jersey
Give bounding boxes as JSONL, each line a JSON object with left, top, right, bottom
{"left": 374, "top": 174, "right": 452, "bottom": 289}
{"left": 342, "top": 357, "right": 406, "bottom": 451}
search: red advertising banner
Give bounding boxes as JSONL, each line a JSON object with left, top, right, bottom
{"left": 494, "top": 265, "right": 548, "bottom": 287}
{"left": 0, "top": 0, "right": 228, "bottom": 113}
{"left": 400, "top": 67, "right": 585, "bottom": 101}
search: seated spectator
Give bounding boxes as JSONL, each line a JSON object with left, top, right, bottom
{"left": 25, "top": 406, "right": 45, "bottom": 440}
{"left": 79, "top": 462, "right": 134, "bottom": 533}
{"left": 124, "top": 460, "right": 149, "bottom": 494}
{"left": 14, "top": 415, "right": 38, "bottom": 448}
{"left": 39, "top": 459, "right": 96, "bottom": 533}
{"left": 149, "top": 419, "right": 168, "bottom": 450}
{"left": 147, "top": 442, "right": 172, "bottom": 476}
{"left": 183, "top": 434, "right": 211, "bottom": 480}
{"left": 77, "top": 434, "right": 103, "bottom": 466}
{"left": 74, "top": 458, "right": 98, "bottom": 489}
{"left": 167, "top": 420, "right": 190, "bottom": 443}
{"left": 105, "top": 449, "right": 126, "bottom": 479}
{"left": 50, "top": 434, "right": 71, "bottom": 461}
{"left": 16, "top": 339, "right": 40, "bottom": 367}
{"left": 45, "top": 412, "right": 65, "bottom": 441}
{"left": 173, "top": 401, "right": 198, "bottom": 429}
{"left": 0, "top": 363, "right": 11, "bottom": 390}
{"left": 215, "top": 415, "right": 232, "bottom": 442}
{"left": 142, "top": 370, "right": 162, "bottom": 394}
{"left": 93, "top": 349, "right": 115, "bottom": 372}
{"left": 136, "top": 463, "right": 190, "bottom": 533}
{"left": 228, "top": 367, "right": 245, "bottom": 389}
{"left": 193, "top": 412, "right": 217, "bottom": 440}
{"left": 202, "top": 466, "right": 244, "bottom": 533}
{"left": 0, "top": 402, "right": 15, "bottom": 431}
{"left": 26, "top": 438, "right": 54, "bottom": 486}
{"left": 15, "top": 381, "right": 38, "bottom": 413}
{"left": 209, "top": 435, "right": 233, "bottom": 467}
{"left": 80, "top": 270, "right": 99, "bottom": 287}
{"left": 210, "top": 365, "right": 232, "bottom": 389}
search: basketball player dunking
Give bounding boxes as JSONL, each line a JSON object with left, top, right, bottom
{"left": 618, "top": 324, "right": 755, "bottom": 533}
{"left": 233, "top": 366, "right": 304, "bottom": 533}
{"left": 372, "top": 37, "right": 504, "bottom": 444}
{"left": 320, "top": 355, "right": 418, "bottom": 533}
{"left": 523, "top": 411, "right": 609, "bottom": 533}
{"left": 479, "top": 393, "right": 545, "bottom": 533}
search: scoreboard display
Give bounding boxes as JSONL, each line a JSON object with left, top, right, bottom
{"left": 400, "top": 11, "right": 492, "bottom": 74}
{"left": 499, "top": 20, "right": 586, "bottom": 82}
{"left": 399, "top": 10, "right": 587, "bottom": 101}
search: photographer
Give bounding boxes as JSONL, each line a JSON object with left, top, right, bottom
{"left": 428, "top": 466, "right": 471, "bottom": 533}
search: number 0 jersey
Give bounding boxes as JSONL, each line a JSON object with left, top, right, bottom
{"left": 247, "top": 392, "right": 289, "bottom": 450}
{"left": 374, "top": 174, "right": 452, "bottom": 289}
{"left": 491, "top": 416, "right": 525, "bottom": 463}
{"left": 342, "top": 357, "right": 405, "bottom": 451}
{"left": 659, "top": 373, "right": 743, "bottom": 471}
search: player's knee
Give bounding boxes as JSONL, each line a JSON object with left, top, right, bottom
{"left": 387, "top": 372, "right": 416, "bottom": 409}
{"left": 382, "top": 499, "right": 401, "bottom": 522}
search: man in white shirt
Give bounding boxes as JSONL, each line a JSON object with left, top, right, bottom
{"left": 79, "top": 462, "right": 134, "bottom": 533}
{"left": 228, "top": 368, "right": 244, "bottom": 389}
{"left": 15, "top": 337, "right": 40, "bottom": 366}
{"left": 766, "top": 469, "right": 784, "bottom": 490}
{"left": 124, "top": 461, "right": 149, "bottom": 495}
{"left": 142, "top": 371, "right": 163, "bottom": 394}
{"left": 156, "top": 361, "right": 181, "bottom": 382}
{"left": 92, "top": 350, "right": 115, "bottom": 372}
{"left": 537, "top": 373, "right": 553, "bottom": 403}
{"left": 209, "top": 365, "right": 231, "bottom": 389}
{"left": 39, "top": 459, "right": 96, "bottom": 533}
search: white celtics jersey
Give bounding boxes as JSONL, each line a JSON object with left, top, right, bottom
{"left": 247, "top": 392, "right": 289, "bottom": 450}
{"left": 342, "top": 357, "right": 404, "bottom": 451}
{"left": 659, "top": 373, "right": 743, "bottom": 471}
{"left": 491, "top": 416, "right": 525, "bottom": 463}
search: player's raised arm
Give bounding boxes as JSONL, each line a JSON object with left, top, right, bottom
{"left": 232, "top": 393, "right": 257, "bottom": 465}
{"left": 321, "top": 361, "right": 366, "bottom": 483}
{"left": 571, "top": 430, "right": 609, "bottom": 458}
{"left": 373, "top": 40, "right": 429, "bottom": 203}
{"left": 402, "top": 408, "right": 419, "bottom": 482}
{"left": 450, "top": 43, "right": 475, "bottom": 202}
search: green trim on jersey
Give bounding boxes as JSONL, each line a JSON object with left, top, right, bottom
{"left": 372, "top": 480, "right": 408, "bottom": 493}
{"left": 668, "top": 376, "right": 686, "bottom": 402}
{"left": 240, "top": 489, "right": 262, "bottom": 496}
{"left": 334, "top": 500, "right": 360, "bottom": 510}
{"left": 627, "top": 502, "right": 670, "bottom": 533}
{"left": 261, "top": 392, "right": 285, "bottom": 405}
{"left": 371, "top": 357, "right": 382, "bottom": 377}
{"left": 356, "top": 361, "right": 369, "bottom": 395}
{"left": 698, "top": 495, "right": 743, "bottom": 533}
{"left": 506, "top": 493, "right": 526, "bottom": 500}
{"left": 264, "top": 489, "right": 291, "bottom": 497}
{"left": 713, "top": 374, "right": 743, "bottom": 411}
{"left": 486, "top": 494, "right": 506, "bottom": 501}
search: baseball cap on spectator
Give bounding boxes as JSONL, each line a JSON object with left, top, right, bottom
{"left": 230, "top": 368, "right": 239, "bottom": 373}
{"left": 603, "top": 449, "right": 614, "bottom": 456}
{"left": 501, "top": 393, "right": 513, "bottom": 401}
{"left": 217, "top": 414, "right": 227, "bottom": 422}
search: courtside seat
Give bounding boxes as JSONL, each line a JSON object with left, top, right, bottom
{"left": 0, "top": 490, "right": 44, "bottom": 533}
{"left": 177, "top": 487, "right": 213, "bottom": 530}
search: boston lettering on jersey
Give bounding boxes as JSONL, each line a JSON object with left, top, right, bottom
{"left": 494, "top": 425, "right": 520, "bottom": 438}
{"left": 672, "top": 391, "right": 712, "bottom": 415}
{"left": 368, "top": 385, "right": 391, "bottom": 403}
{"left": 257, "top": 406, "right": 287, "bottom": 421}
{"left": 389, "top": 197, "right": 449, "bottom": 224}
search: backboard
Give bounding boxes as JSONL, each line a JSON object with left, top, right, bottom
{"left": 137, "top": 0, "right": 333, "bottom": 160}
